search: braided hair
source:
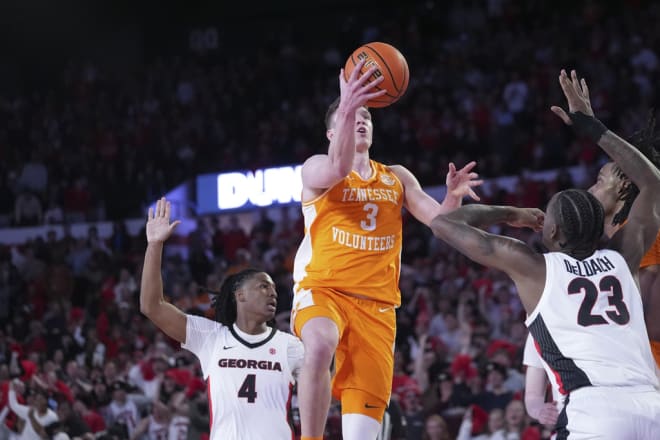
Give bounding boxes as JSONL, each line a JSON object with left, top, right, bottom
{"left": 210, "top": 269, "right": 262, "bottom": 327}
{"left": 612, "top": 113, "right": 660, "bottom": 225}
{"left": 554, "top": 189, "right": 605, "bottom": 260}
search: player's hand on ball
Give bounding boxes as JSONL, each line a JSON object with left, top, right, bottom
{"left": 146, "top": 197, "right": 181, "bottom": 243}
{"left": 338, "top": 59, "right": 387, "bottom": 113}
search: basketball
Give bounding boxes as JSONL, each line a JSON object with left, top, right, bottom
{"left": 343, "top": 42, "right": 409, "bottom": 108}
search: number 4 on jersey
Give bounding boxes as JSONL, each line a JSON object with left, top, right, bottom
{"left": 238, "top": 374, "right": 257, "bottom": 403}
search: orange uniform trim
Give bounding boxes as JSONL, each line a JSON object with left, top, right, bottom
{"left": 651, "top": 340, "right": 660, "bottom": 370}
{"left": 640, "top": 231, "right": 660, "bottom": 268}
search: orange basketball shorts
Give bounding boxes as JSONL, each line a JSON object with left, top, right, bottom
{"left": 292, "top": 287, "right": 396, "bottom": 420}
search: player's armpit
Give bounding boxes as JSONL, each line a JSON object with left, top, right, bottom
{"left": 301, "top": 154, "right": 349, "bottom": 196}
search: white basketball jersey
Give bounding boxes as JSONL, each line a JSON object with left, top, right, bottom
{"left": 147, "top": 415, "right": 169, "bottom": 440}
{"left": 522, "top": 334, "right": 561, "bottom": 404}
{"left": 168, "top": 415, "right": 189, "bottom": 440}
{"left": 182, "top": 316, "right": 304, "bottom": 440}
{"left": 108, "top": 400, "right": 139, "bottom": 437}
{"left": 525, "top": 249, "right": 659, "bottom": 396}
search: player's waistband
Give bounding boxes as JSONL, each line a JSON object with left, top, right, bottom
{"left": 571, "top": 384, "right": 658, "bottom": 396}
{"left": 293, "top": 284, "right": 399, "bottom": 307}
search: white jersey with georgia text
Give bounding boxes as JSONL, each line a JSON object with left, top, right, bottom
{"left": 524, "top": 249, "right": 658, "bottom": 397}
{"left": 182, "top": 315, "right": 304, "bottom": 440}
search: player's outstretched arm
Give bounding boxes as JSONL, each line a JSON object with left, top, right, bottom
{"left": 391, "top": 162, "right": 482, "bottom": 226}
{"left": 552, "top": 69, "right": 660, "bottom": 268}
{"left": 430, "top": 204, "right": 545, "bottom": 312}
{"left": 139, "top": 197, "right": 187, "bottom": 343}
{"left": 301, "top": 60, "right": 386, "bottom": 193}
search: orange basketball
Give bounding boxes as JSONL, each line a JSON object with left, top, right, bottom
{"left": 343, "top": 42, "right": 409, "bottom": 108}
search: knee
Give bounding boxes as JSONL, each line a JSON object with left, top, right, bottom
{"left": 302, "top": 325, "right": 338, "bottom": 368}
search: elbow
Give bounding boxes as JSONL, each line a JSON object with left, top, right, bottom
{"left": 139, "top": 296, "right": 155, "bottom": 317}
{"left": 429, "top": 215, "right": 447, "bottom": 239}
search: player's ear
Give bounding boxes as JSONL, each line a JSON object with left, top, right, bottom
{"left": 549, "top": 223, "right": 560, "bottom": 241}
{"left": 235, "top": 290, "right": 245, "bottom": 303}
{"left": 326, "top": 128, "right": 334, "bottom": 141}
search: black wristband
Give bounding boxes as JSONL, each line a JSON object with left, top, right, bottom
{"left": 568, "top": 111, "right": 608, "bottom": 143}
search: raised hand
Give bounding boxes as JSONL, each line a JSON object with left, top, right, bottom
{"left": 446, "top": 161, "right": 483, "bottom": 201}
{"left": 146, "top": 197, "right": 181, "bottom": 243}
{"left": 551, "top": 69, "right": 594, "bottom": 125}
{"left": 507, "top": 207, "right": 545, "bottom": 231}
{"left": 338, "top": 59, "right": 387, "bottom": 112}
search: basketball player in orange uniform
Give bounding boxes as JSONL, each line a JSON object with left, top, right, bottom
{"left": 291, "top": 59, "right": 482, "bottom": 440}
{"left": 640, "top": 233, "right": 660, "bottom": 365}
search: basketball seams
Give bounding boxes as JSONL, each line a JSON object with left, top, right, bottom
{"left": 343, "top": 42, "right": 409, "bottom": 108}
{"left": 364, "top": 44, "right": 401, "bottom": 96}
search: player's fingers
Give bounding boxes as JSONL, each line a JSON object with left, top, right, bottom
{"left": 581, "top": 78, "right": 590, "bottom": 101}
{"left": 357, "top": 66, "right": 380, "bottom": 86}
{"left": 448, "top": 162, "right": 456, "bottom": 175}
{"left": 169, "top": 220, "right": 181, "bottom": 232}
{"left": 468, "top": 179, "right": 483, "bottom": 187}
{"left": 339, "top": 69, "right": 347, "bottom": 84}
{"left": 468, "top": 189, "right": 480, "bottom": 201}
{"left": 570, "top": 70, "right": 581, "bottom": 94}
{"left": 159, "top": 197, "right": 166, "bottom": 217}
{"left": 459, "top": 161, "right": 477, "bottom": 173}
{"left": 148, "top": 207, "right": 154, "bottom": 220}
{"left": 558, "top": 70, "right": 574, "bottom": 97}
{"left": 550, "top": 106, "right": 571, "bottom": 124}
{"left": 467, "top": 172, "right": 479, "bottom": 180}
{"left": 165, "top": 200, "right": 171, "bottom": 220}
{"left": 359, "top": 79, "right": 385, "bottom": 96}
{"left": 364, "top": 89, "right": 387, "bottom": 101}
{"left": 357, "top": 78, "right": 385, "bottom": 98}
{"left": 349, "top": 59, "right": 367, "bottom": 82}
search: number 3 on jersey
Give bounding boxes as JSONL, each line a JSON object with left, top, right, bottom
{"left": 568, "top": 276, "right": 630, "bottom": 327}
{"left": 238, "top": 374, "right": 257, "bottom": 403}
{"left": 360, "top": 203, "right": 379, "bottom": 231}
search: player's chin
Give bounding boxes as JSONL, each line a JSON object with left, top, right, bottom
{"left": 264, "top": 305, "right": 277, "bottom": 318}
{"left": 355, "top": 138, "right": 371, "bottom": 150}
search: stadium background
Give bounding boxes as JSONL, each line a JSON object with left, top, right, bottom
{"left": 0, "top": 0, "right": 658, "bottom": 439}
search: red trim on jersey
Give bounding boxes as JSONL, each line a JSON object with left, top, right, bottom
{"left": 286, "top": 382, "right": 294, "bottom": 440}
{"left": 207, "top": 378, "right": 214, "bottom": 431}
{"left": 534, "top": 338, "right": 567, "bottom": 395}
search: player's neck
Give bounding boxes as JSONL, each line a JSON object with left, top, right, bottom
{"left": 352, "top": 152, "right": 372, "bottom": 179}
{"left": 603, "top": 213, "right": 619, "bottom": 239}
{"left": 234, "top": 317, "right": 269, "bottom": 335}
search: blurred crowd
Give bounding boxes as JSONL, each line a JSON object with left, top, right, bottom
{"left": 1, "top": 1, "right": 659, "bottom": 227}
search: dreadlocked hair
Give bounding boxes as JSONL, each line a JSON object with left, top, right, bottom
{"left": 210, "top": 268, "right": 262, "bottom": 327}
{"left": 554, "top": 189, "right": 604, "bottom": 260}
{"left": 612, "top": 112, "right": 660, "bottom": 225}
